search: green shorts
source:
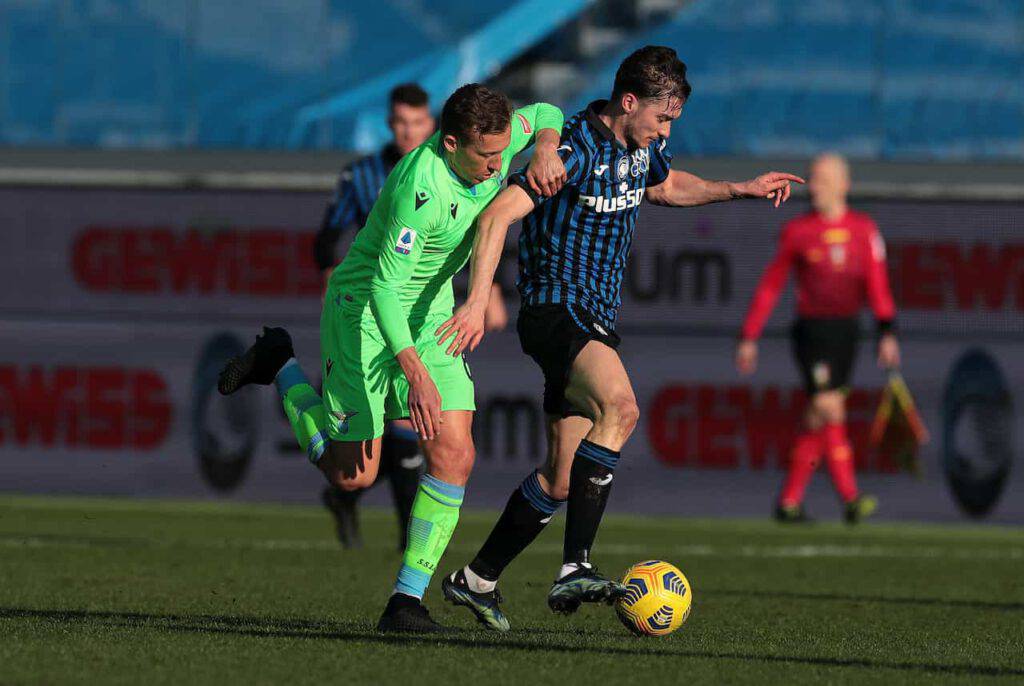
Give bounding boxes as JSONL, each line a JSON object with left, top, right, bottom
{"left": 320, "top": 300, "right": 475, "bottom": 442}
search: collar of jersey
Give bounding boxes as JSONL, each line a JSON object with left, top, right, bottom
{"left": 585, "top": 100, "right": 627, "bottom": 151}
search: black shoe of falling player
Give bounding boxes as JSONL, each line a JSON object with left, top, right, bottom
{"left": 377, "top": 593, "right": 446, "bottom": 633}
{"left": 218, "top": 326, "right": 294, "bottom": 395}
{"left": 774, "top": 503, "right": 812, "bottom": 523}
{"left": 321, "top": 487, "right": 363, "bottom": 549}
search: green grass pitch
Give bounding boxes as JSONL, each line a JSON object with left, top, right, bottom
{"left": 1, "top": 495, "right": 1022, "bottom": 685}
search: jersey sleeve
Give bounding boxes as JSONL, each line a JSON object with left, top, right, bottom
{"left": 313, "top": 168, "right": 360, "bottom": 270}
{"left": 863, "top": 218, "right": 896, "bottom": 332}
{"left": 508, "top": 139, "right": 586, "bottom": 206}
{"left": 741, "top": 222, "right": 797, "bottom": 341}
{"left": 368, "top": 175, "right": 439, "bottom": 354}
{"left": 646, "top": 137, "right": 673, "bottom": 187}
{"left": 508, "top": 103, "right": 565, "bottom": 156}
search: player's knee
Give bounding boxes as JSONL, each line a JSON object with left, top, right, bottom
{"left": 602, "top": 394, "right": 640, "bottom": 437}
{"left": 429, "top": 443, "right": 475, "bottom": 485}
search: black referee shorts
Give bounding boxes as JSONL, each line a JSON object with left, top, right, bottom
{"left": 791, "top": 317, "right": 860, "bottom": 394}
{"left": 517, "top": 303, "right": 621, "bottom": 417}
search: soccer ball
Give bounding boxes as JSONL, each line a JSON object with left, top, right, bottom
{"left": 614, "top": 560, "right": 692, "bottom": 636}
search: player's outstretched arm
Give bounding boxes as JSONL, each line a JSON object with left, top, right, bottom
{"left": 436, "top": 185, "right": 535, "bottom": 356}
{"left": 647, "top": 170, "right": 805, "bottom": 208}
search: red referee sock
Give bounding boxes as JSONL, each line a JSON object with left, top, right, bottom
{"left": 823, "top": 422, "right": 859, "bottom": 503}
{"left": 779, "top": 430, "right": 821, "bottom": 507}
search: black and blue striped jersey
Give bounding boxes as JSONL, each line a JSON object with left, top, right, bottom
{"left": 510, "top": 100, "right": 672, "bottom": 328}
{"left": 313, "top": 143, "right": 402, "bottom": 270}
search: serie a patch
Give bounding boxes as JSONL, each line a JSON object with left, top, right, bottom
{"left": 395, "top": 228, "right": 417, "bottom": 255}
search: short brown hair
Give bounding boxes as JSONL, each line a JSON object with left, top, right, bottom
{"left": 612, "top": 45, "right": 691, "bottom": 104}
{"left": 389, "top": 83, "right": 428, "bottom": 109}
{"left": 440, "top": 84, "right": 513, "bottom": 143}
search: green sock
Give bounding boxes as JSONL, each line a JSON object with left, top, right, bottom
{"left": 394, "top": 474, "right": 465, "bottom": 598}
{"left": 275, "top": 361, "right": 329, "bottom": 462}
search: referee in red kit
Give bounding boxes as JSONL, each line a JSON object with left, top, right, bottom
{"left": 736, "top": 153, "right": 900, "bottom": 524}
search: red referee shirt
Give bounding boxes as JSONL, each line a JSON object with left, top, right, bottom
{"left": 741, "top": 209, "right": 896, "bottom": 341}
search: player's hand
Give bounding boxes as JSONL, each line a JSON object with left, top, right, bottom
{"left": 525, "top": 144, "right": 567, "bottom": 198}
{"left": 407, "top": 371, "right": 443, "bottom": 441}
{"left": 736, "top": 339, "right": 758, "bottom": 375}
{"left": 740, "top": 172, "right": 805, "bottom": 208}
{"left": 436, "top": 301, "right": 487, "bottom": 357}
{"left": 877, "top": 333, "right": 900, "bottom": 370}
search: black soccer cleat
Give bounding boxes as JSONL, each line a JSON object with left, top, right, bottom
{"left": 321, "top": 487, "right": 363, "bottom": 549}
{"left": 844, "top": 494, "right": 878, "bottom": 525}
{"left": 442, "top": 569, "right": 510, "bottom": 632}
{"left": 377, "top": 593, "right": 446, "bottom": 633}
{"left": 217, "top": 326, "right": 294, "bottom": 395}
{"left": 774, "top": 503, "right": 812, "bottom": 524}
{"left": 547, "top": 566, "right": 626, "bottom": 615}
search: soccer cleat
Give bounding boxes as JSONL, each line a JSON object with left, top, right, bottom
{"left": 321, "top": 487, "right": 363, "bottom": 549}
{"left": 217, "top": 326, "right": 294, "bottom": 395}
{"left": 441, "top": 569, "right": 510, "bottom": 632}
{"left": 376, "top": 593, "right": 446, "bottom": 633}
{"left": 774, "top": 503, "right": 812, "bottom": 523}
{"left": 547, "top": 566, "right": 626, "bottom": 615}
{"left": 844, "top": 494, "right": 878, "bottom": 524}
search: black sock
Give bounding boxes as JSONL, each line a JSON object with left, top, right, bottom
{"left": 563, "top": 439, "right": 620, "bottom": 565}
{"left": 383, "top": 427, "right": 424, "bottom": 546}
{"left": 469, "top": 470, "right": 564, "bottom": 581}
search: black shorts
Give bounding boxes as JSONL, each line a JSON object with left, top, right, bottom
{"left": 791, "top": 317, "right": 860, "bottom": 394}
{"left": 517, "top": 303, "right": 621, "bottom": 417}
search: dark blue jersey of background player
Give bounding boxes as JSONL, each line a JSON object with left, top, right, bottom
{"left": 509, "top": 100, "right": 672, "bottom": 329}
{"left": 312, "top": 142, "right": 404, "bottom": 271}
{"left": 312, "top": 84, "right": 436, "bottom": 282}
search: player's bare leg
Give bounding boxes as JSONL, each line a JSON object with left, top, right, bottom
{"left": 319, "top": 439, "right": 383, "bottom": 491}
{"left": 322, "top": 418, "right": 423, "bottom": 550}
{"left": 379, "top": 410, "right": 474, "bottom": 633}
{"left": 545, "top": 341, "right": 636, "bottom": 613}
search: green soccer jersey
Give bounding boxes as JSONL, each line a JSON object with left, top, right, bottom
{"left": 332, "top": 102, "right": 564, "bottom": 354}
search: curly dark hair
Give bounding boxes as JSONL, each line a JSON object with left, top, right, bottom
{"left": 440, "top": 83, "right": 513, "bottom": 143}
{"left": 612, "top": 45, "right": 691, "bottom": 103}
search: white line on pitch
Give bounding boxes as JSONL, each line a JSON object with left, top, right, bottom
{"left": 2, "top": 536, "right": 1021, "bottom": 561}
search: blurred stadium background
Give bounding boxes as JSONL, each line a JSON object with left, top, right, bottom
{"left": 1, "top": 0, "right": 1022, "bottom": 526}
